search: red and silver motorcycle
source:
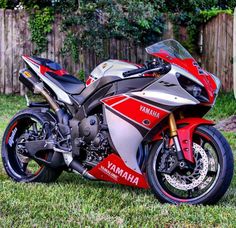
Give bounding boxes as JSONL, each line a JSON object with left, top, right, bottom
{"left": 1, "top": 39, "right": 234, "bottom": 204}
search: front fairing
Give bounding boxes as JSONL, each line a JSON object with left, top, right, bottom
{"left": 146, "top": 39, "right": 219, "bottom": 105}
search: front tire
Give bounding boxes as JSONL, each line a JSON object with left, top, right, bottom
{"left": 147, "top": 125, "right": 234, "bottom": 204}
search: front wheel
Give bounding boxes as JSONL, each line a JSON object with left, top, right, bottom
{"left": 147, "top": 125, "right": 234, "bottom": 204}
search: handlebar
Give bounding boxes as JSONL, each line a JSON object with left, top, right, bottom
{"left": 123, "top": 62, "right": 171, "bottom": 77}
{"left": 123, "top": 67, "right": 147, "bottom": 77}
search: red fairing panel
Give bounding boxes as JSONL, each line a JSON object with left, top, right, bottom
{"left": 23, "top": 56, "right": 68, "bottom": 76}
{"left": 102, "top": 95, "right": 170, "bottom": 130}
{"left": 101, "top": 94, "right": 127, "bottom": 106}
{"left": 176, "top": 118, "right": 214, "bottom": 163}
{"left": 88, "top": 153, "right": 149, "bottom": 188}
{"left": 86, "top": 76, "right": 95, "bottom": 86}
{"left": 152, "top": 118, "right": 214, "bottom": 163}
{"left": 40, "top": 65, "right": 68, "bottom": 76}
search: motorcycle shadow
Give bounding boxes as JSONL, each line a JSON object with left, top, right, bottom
{"left": 57, "top": 172, "right": 151, "bottom": 195}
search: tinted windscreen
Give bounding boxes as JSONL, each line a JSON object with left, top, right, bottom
{"left": 146, "top": 39, "right": 193, "bottom": 60}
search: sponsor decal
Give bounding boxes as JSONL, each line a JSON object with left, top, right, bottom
{"left": 99, "top": 166, "right": 118, "bottom": 181}
{"left": 159, "top": 80, "right": 176, "bottom": 87}
{"left": 24, "top": 71, "right": 32, "bottom": 78}
{"left": 142, "top": 119, "right": 150, "bottom": 126}
{"left": 140, "top": 105, "right": 160, "bottom": 118}
{"left": 107, "top": 161, "right": 139, "bottom": 185}
{"left": 102, "top": 63, "right": 108, "bottom": 69}
{"left": 193, "top": 62, "right": 204, "bottom": 75}
{"left": 153, "top": 72, "right": 162, "bottom": 78}
{"left": 8, "top": 127, "right": 17, "bottom": 147}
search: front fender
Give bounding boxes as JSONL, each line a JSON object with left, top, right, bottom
{"left": 152, "top": 118, "right": 214, "bottom": 163}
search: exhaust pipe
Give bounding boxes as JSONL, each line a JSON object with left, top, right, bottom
{"left": 69, "top": 160, "right": 96, "bottom": 180}
{"left": 60, "top": 150, "right": 96, "bottom": 180}
{"left": 19, "top": 69, "right": 64, "bottom": 123}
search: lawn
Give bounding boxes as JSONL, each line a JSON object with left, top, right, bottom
{"left": 0, "top": 93, "right": 236, "bottom": 227}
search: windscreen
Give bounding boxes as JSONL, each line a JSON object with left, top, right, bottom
{"left": 146, "top": 39, "right": 193, "bottom": 60}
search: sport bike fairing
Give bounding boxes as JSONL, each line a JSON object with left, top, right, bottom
{"left": 20, "top": 40, "right": 220, "bottom": 189}
{"left": 100, "top": 94, "right": 171, "bottom": 175}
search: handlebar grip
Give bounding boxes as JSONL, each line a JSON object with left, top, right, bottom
{"left": 123, "top": 67, "right": 146, "bottom": 77}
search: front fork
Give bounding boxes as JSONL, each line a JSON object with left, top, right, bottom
{"left": 152, "top": 115, "right": 214, "bottom": 163}
{"left": 169, "top": 113, "right": 186, "bottom": 164}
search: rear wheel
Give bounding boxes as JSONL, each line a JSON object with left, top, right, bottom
{"left": 1, "top": 108, "right": 62, "bottom": 183}
{"left": 147, "top": 125, "right": 234, "bottom": 204}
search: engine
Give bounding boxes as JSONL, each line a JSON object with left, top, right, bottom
{"left": 77, "top": 114, "right": 110, "bottom": 167}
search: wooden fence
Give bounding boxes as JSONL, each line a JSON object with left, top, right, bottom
{"left": 201, "top": 13, "right": 233, "bottom": 91}
{"left": 0, "top": 9, "right": 234, "bottom": 94}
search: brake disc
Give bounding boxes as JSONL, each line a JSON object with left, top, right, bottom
{"left": 163, "top": 143, "right": 209, "bottom": 191}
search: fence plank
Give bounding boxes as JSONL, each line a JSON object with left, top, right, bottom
{"left": 201, "top": 13, "right": 233, "bottom": 91}
{"left": 4, "top": 9, "right": 13, "bottom": 94}
{"left": 0, "top": 9, "right": 5, "bottom": 93}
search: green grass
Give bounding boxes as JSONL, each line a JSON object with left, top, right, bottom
{"left": 206, "top": 92, "right": 236, "bottom": 121}
{"left": 0, "top": 93, "right": 236, "bottom": 227}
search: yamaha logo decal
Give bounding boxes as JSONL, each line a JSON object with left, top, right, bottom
{"left": 140, "top": 105, "right": 160, "bottom": 118}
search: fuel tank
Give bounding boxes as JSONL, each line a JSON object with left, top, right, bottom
{"left": 90, "top": 60, "right": 139, "bottom": 79}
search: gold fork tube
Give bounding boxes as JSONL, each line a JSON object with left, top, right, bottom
{"left": 169, "top": 113, "right": 178, "bottom": 137}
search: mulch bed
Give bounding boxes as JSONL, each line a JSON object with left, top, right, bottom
{"left": 215, "top": 115, "right": 236, "bottom": 132}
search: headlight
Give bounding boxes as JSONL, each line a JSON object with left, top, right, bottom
{"left": 192, "top": 85, "right": 202, "bottom": 97}
{"left": 177, "top": 74, "right": 209, "bottom": 103}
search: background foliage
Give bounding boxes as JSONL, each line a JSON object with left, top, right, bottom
{"left": 58, "top": 0, "right": 165, "bottom": 60}
{"left": 0, "top": 0, "right": 7, "bottom": 8}
{"left": 29, "top": 6, "right": 54, "bottom": 53}
{"left": 1, "top": 0, "right": 236, "bottom": 60}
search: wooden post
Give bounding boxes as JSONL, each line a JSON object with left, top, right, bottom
{"left": 0, "top": 9, "right": 5, "bottom": 93}
{"left": 233, "top": 7, "right": 236, "bottom": 97}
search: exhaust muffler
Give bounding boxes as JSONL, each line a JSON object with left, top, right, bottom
{"left": 19, "top": 69, "right": 64, "bottom": 123}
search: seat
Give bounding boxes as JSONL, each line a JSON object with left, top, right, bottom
{"left": 31, "top": 56, "right": 63, "bottom": 71}
{"left": 45, "top": 72, "right": 85, "bottom": 94}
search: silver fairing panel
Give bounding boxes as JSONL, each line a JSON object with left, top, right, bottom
{"left": 91, "top": 59, "right": 139, "bottom": 79}
{"left": 131, "top": 65, "right": 200, "bottom": 106}
{"left": 104, "top": 108, "right": 143, "bottom": 174}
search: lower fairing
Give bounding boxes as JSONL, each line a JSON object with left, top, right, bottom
{"left": 88, "top": 153, "right": 149, "bottom": 188}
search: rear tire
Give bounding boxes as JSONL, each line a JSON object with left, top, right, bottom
{"left": 1, "top": 108, "right": 62, "bottom": 183}
{"left": 147, "top": 125, "right": 234, "bottom": 204}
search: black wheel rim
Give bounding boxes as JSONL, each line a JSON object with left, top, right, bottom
{"left": 154, "top": 129, "right": 221, "bottom": 202}
{"left": 3, "top": 115, "right": 48, "bottom": 181}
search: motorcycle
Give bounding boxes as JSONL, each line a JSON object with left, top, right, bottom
{"left": 1, "top": 39, "right": 234, "bottom": 204}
